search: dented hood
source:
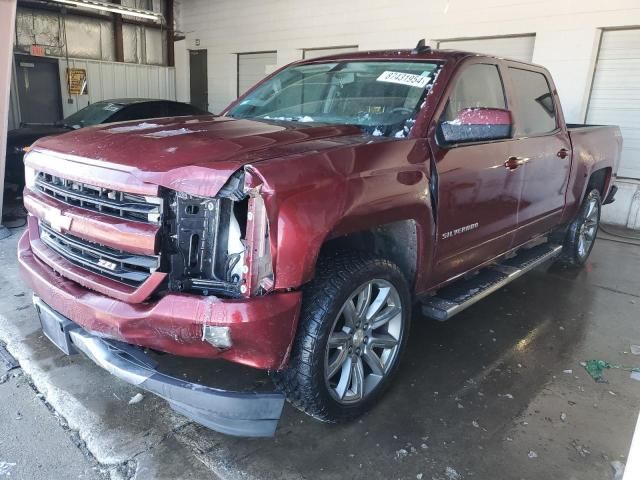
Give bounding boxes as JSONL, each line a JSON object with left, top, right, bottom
{"left": 30, "top": 115, "right": 363, "bottom": 197}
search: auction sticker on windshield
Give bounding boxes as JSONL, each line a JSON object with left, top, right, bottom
{"left": 376, "top": 71, "right": 431, "bottom": 88}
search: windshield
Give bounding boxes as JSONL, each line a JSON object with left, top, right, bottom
{"left": 227, "top": 61, "right": 440, "bottom": 137}
{"left": 63, "top": 101, "right": 125, "bottom": 128}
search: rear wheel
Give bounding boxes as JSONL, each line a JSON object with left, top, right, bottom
{"left": 559, "top": 189, "right": 601, "bottom": 267}
{"left": 273, "top": 252, "right": 411, "bottom": 422}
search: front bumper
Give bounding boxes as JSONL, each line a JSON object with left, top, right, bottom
{"left": 33, "top": 296, "right": 285, "bottom": 437}
{"left": 18, "top": 228, "right": 302, "bottom": 370}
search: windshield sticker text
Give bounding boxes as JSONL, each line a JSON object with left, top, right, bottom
{"left": 376, "top": 71, "right": 431, "bottom": 89}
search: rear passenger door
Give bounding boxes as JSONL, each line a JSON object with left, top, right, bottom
{"left": 505, "top": 66, "right": 572, "bottom": 243}
{"left": 429, "top": 60, "right": 522, "bottom": 286}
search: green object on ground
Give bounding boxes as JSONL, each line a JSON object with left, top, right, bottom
{"left": 583, "top": 359, "right": 640, "bottom": 383}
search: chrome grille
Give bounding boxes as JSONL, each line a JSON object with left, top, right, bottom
{"left": 39, "top": 221, "right": 160, "bottom": 287}
{"left": 35, "top": 172, "right": 162, "bottom": 224}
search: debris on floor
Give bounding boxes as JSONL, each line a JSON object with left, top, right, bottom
{"left": 0, "top": 462, "right": 17, "bottom": 476}
{"left": 528, "top": 450, "right": 538, "bottom": 459}
{"left": 571, "top": 440, "right": 591, "bottom": 457}
{"left": 0, "top": 343, "right": 19, "bottom": 373}
{"left": 444, "top": 466, "right": 461, "bottom": 480}
{"left": 610, "top": 460, "right": 625, "bottom": 480}
{"left": 128, "top": 393, "right": 144, "bottom": 405}
{"left": 581, "top": 359, "right": 640, "bottom": 383}
{"left": 630, "top": 345, "right": 640, "bottom": 355}
{"left": 395, "top": 448, "right": 409, "bottom": 460}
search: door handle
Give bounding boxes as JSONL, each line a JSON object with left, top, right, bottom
{"left": 557, "top": 148, "right": 571, "bottom": 159}
{"left": 504, "top": 156, "right": 530, "bottom": 170}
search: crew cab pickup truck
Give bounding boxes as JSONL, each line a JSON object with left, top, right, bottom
{"left": 18, "top": 43, "right": 621, "bottom": 437}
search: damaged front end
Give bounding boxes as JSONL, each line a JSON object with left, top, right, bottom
{"left": 163, "top": 169, "right": 274, "bottom": 299}
{"left": 19, "top": 154, "right": 301, "bottom": 436}
{"left": 32, "top": 295, "right": 285, "bottom": 437}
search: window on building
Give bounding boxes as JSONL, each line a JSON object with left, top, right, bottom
{"left": 508, "top": 68, "right": 557, "bottom": 136}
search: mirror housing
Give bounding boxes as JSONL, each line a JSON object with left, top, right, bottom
{"left": 440, "top": 107, "right": 512, "bottom": 144}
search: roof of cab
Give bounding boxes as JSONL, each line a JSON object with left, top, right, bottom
{"left": 293, "top": 48, "right": 538, "bottom": 67}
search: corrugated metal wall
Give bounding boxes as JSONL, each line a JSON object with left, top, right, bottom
{"left": 58, "top": 58, "right": 176, "bottom": 117}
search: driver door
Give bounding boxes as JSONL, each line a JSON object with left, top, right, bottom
{"left": 428, "top": 61, "right": 523, "bottom": 286}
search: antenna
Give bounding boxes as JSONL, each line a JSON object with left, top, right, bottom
{"left": 411, "top": 39, "right": 431, "bottom": 54}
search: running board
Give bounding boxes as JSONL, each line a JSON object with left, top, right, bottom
{"left": 421, "top": 243, "right": 563, "bottom": 321}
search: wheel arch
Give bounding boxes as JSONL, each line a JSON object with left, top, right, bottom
{"left": 319, "top": 219, "right": 420, "bottom": 288}
{"left": 586, "top": 167, "right": 612, "bottom": 199}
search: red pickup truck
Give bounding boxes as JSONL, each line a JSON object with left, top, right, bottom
{"left": 18, "top": 43, "right": 621, "bottom": 437}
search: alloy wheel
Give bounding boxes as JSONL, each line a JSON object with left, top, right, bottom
{"left": 577, "top": 195, "right": 599, "bottom": 259}
{"left": 324, "top": 279, "right": 404, "bottom": 405}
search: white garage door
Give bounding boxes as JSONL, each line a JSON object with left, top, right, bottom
{"left": 303, "top": 46, "right": 358, "bottom": 59}
{"left": 237, "top": 51, "right": 277, "bottom": 97}
{"left": 587, "top": 29, "right": 640, "bottom": 179}
{"left": 437, "top": 35, "right": 535, "bottom": 62}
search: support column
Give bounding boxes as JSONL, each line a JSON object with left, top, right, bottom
{"left": 166, "top": 0, "right": 175, "bottom": 67}
{"left": 112, "top": 0, "right": 124, "bottom": 62}
{"left": 0, "top": 0, "right": 18, "bottom": 240}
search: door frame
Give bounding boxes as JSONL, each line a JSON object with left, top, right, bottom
{"left": 189, "top": 49, "right": 208, "bottom": 112}
{"left": 14, "top": 53, "right": 63, "bottom": 124}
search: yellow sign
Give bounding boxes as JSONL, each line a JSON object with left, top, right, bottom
{"left": 67, "top": 68, "right": 88, "bottom": 95}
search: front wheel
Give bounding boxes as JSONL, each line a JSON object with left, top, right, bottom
{"left": 273, "top": 253, "right": 411, "bottom": 422}
{"left": 559, "top": 189, "right": 601, "bottom": 267}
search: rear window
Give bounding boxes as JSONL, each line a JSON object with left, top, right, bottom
{"left": 509, "top": 68, "right": 557, "bottom": 136}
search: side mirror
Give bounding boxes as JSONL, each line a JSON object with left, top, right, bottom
{"left": 440, "top": 107, "right": 512, "bottom": 144}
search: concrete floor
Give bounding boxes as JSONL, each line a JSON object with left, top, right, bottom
{"left": 0, "top": 368, "right": 105, "bottom": 480}
{"left": 0, "top": 227, "right": 638, "bottom": 479}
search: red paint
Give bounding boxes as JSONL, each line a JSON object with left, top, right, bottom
{"left": 18, "top": 229, "right": 302, "bottom": 370}
{"left": 25, "top": 216, "right": 164, "bottom": 303}
{"left": 19, "top": 49, "right": 621, "bottom": 370}
{"left": 24, "top": 189, "right": 159, "bottom": 256}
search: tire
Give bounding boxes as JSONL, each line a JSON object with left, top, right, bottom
{"left": 273, "top": 252, "right": 411, "bottom": 423}
{"left": 559, "top": 189, "right": 601, "bottom": 267}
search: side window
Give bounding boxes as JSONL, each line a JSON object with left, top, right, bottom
{"left": 441, "top": 63, "right": 506, "bottom": 123}
{"left": 508, "top": 68, "right": 557, "bottom": 136}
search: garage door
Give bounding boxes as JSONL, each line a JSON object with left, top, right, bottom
{"left": 437, "top": 35, "right": 535, "bottom": 62}
{"left": 587, "top": 29, "right": 640, "bottom": 179}
{"left": 303, "top": 46, "right": 358, "bottom": 59}
{"left": 237, "top": 51, "right": 277, "bottom": 97}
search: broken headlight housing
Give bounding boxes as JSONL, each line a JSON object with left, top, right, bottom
{"left": 164, "top": 170, "right": 273, "bottom": 298}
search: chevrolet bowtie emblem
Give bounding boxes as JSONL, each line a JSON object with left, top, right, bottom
{"left": 46, "top": 209, "right": 73, "bottom": 233}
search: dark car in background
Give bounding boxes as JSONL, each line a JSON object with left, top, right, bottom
{"left": 5, "top": 98, "right": 209, "bottom": 188}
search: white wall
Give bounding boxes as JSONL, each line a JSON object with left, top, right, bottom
{"left": 174, "top": 39, "right": 189, "bottom": 103}
{"left": 179, "top": 0, "right": 640, "bottom": 228}
{"left": 180, "top": 0, "right": 640, "bottom": 116}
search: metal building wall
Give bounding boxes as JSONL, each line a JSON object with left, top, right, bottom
{"left": 11, "top": 4, "right": 173, "bottom": 124}
{"left": 58, "top": 58, "right": 176, "bottom": 117}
